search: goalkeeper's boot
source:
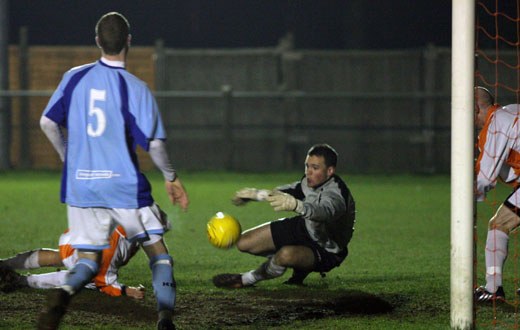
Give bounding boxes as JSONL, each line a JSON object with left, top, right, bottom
{"left": 212, "top": 273, "right": 244, "bottom": 288}
{"left": 157, "top": 318, "right": 176, "bottom": 330}
{"left": 475, "top": 285, "right": 505, "bottom": 302}
{"left": 0, "top": 262, "right": 22, "bottom": 293}
{"left": 37, "top": 288, "right": 71, "bottom": 330}
{"left": 283, "top": 269, "right": 310, "bottom": 286}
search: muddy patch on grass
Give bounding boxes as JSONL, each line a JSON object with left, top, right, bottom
{"left": 0, "top": 287, "right": 394, "bottom": 329}
{"left": 175, "top": 288, "right": 394, "bottom": 329}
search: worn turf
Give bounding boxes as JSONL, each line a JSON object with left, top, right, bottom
{"left": 0, "top": 171, "right": 456, "bottom": 329}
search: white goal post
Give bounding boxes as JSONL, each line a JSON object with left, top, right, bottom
{"left": 450, "top": 0, "right": 475, "bottom": 329}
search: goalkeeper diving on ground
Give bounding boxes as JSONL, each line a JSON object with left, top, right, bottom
{"left": 213, "top": 144, "right": 356, "bottom": 288}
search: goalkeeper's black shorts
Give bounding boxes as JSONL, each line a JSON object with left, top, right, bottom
{"left": 270, "top": 216, "right": 347, "bottom": 273}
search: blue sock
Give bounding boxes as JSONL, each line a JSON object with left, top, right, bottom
{"left": 149, "top": 254, "right": 176, "bottom": 313}
{"left": 64, "top": 258, "right": 98, "bottom": 294}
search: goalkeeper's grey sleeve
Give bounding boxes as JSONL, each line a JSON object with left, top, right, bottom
{"left": 276, "top": 180, "right": 305, "bottom": 199}
{"left": 40, "top": 116, "right": 65, "bottom": 162}
{"left": 149, "top": 139, "right": 176, "bottom": 182}
{"left": 300, "top": 191, "right": 346, "bottom": 223}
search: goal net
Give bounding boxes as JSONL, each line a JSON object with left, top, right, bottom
{"left": 474, "top": 0, "right": 520, "bottom": 328}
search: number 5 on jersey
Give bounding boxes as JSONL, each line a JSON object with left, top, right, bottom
{"left": 88, "top": 89, "right": 107, "bottom": 137}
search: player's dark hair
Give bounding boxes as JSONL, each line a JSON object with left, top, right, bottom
{"left": 95, "top": 12, "right": 130, "bottom": 55}
{"left": 307, "top": 144, "right": 338, "bottom": 167}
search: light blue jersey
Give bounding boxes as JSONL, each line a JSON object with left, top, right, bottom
{"left": 43, "top": 59, "right": 166, "bottom": 208}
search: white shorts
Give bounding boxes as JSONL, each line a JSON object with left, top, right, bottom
{"left": 67, "top": 203, "right": 169, "bottom": 250}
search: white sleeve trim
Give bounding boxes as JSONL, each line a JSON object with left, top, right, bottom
{"left": 149, "top": 139, "right": 176, "bottom": 181}
{"left": 40, "top": 116, "right": 65, "bottom": 162}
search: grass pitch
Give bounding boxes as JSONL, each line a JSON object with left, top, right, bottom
{"left": 0, "top": 171, "right": 454, "bottom": 329}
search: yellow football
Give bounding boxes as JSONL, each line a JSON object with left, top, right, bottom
{"left": 207, "top": 212, "right": 242, "bottom": 249}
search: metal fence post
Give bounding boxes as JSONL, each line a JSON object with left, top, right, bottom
{"left": 154, "top": 39, "right": 167, "bottom": 112}
{"left": 0, "top": 0, "right": 10, "bottom": 169}
{"left": 221, "top": 84, "right": 233, "bottom": 171}
{"left": 280, "top": 51, "right": 305, "bottom": 170}
{"left": 19, "top": 26, "right": 30, "bottom": 168}
{"left": 422, "top": 43, "right": 437, "bottom": 173}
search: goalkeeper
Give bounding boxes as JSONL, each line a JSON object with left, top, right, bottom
{"left": 213, "top": 144, "right": 355, "bottom": 288}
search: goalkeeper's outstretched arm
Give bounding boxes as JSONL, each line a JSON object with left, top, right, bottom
{"left": 231, "top": 188, "right": 271, "bottom": 206}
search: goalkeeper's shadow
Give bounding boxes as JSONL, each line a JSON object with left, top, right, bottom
{"left": 244, "top": 287, "right": 395, "bottom": 316}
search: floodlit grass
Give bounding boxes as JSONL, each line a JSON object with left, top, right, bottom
{"left": 0, "top": 171, "right": 454, "bottom": 329}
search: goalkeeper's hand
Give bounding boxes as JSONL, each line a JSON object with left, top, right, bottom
{"left": 266, "top": 191, "right": 304, "bottom": 213}
{"left": 231, "top": 188, "right": 270, "bottom": 206}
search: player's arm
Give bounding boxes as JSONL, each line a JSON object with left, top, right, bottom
{"left": 231, "top": 180, "right": 304, "bottom": 206}
{"left": 275, "top": 179, "right": 305, "bottom": 199}
{"left": 298, "top": 191, "right": 346, "bottom": 223}
{"left": 92, "top": 263, "right": 145, "bottom": 299}
{"left": 231, "top": 188, "right": 271, "bottom": 206}
{"left": 124, "top": 285, "right": 145, "bottom": 299}
{"left": 40, "top": 116, "right": 66, "bottom": 162}
{"left": 267, "top": 189, "right": 346, "bottom": 222}
{"left": 149, "top": 139, "right": 189, "bottom": 211}
{"left": 265, "top": 179, "right": 306, "bottom": 212}
{"left": 475, "top": 115, "right": 510, "bottom": 201}
{"left": 40, "top": 71, "right": 72, "bottom": 162}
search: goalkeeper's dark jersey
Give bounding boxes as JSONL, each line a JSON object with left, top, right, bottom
{"left": 276, "top": 174, "right": 355, "bottom": 254}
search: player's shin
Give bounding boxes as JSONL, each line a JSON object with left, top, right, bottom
{"left": 26, "top": 271, "right": 69, "bottom": 289}
{"left": 149, "top": 254, "right": 176, "bottom": 317}
{"left": 0, "top": 249, "right": 41, "bottom": 270}
{"left": 246, "top": 257, "right": 287, "bottom": 285}
{"left": 63, "top": 258, "right": 99, "bottom": 295}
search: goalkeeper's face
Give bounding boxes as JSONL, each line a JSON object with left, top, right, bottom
{"left": 305, "top": 155, "right": 334, "bottom": 188}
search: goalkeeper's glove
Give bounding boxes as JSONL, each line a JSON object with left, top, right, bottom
{"left": 231, "top": 188, "right": 270, "bottom": 206}
{"left": 266, "top": 191, "right": 304, "bottom": 213}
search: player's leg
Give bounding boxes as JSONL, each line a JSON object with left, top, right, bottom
{"left": 244, "top": 245, "right": 315, "bottom": 286}
{"left": 38, "top": 206, "right": 109, "bottom": 330}
{"left": 214, "top": 245, "right": 315, "bottom": 288}
{"left": 273, "top": 245, "right": 315, "bottom": 269}
{"left": 61, "top": 250, "right": 100, "bottom": 294}
{"left": 213, "top": 217, "right": 305, "bottom": 288}
{"left": 60, "top": 207, "right": 109, "bottom": 295}
{"left": 0, "top": 249, "right": 62, "bottom": 270}
{"left": 213, "top": 221, "right": 277, "bottom": 288}
{"left": 236, "top": 222, "right": 276, "bottom": 256}
{"left": 258, "top": 216, "right": 315, "bottom": 282}
{"left": 284, "top": 268, "right": 312, "bottom": 286}
{"left": 283, "top": 243, "right": 348, "bottom": 286}
{"left": 476, "top": 203, "right": 520, "bottom": 302}
{"left": 23, "top": 271, "right": 69, "bottom": 289}
{"left": 38, "top": 249, "right": 64, "bottom": 267}
{"left": 117, "top": 204, "right": 176, "bottom": 330}
{"left": 38, "top": 249, "right": 101, "bottom": 330}
{"left": 142, "top": 237, "right": 176, "bottom": 330}
{"left": 0, "top": 249, "right": 65, "bottom": 294}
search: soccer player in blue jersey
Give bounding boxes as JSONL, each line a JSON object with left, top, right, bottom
{"left": 37, "top": 12, "right": 187, "bottom": 330}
